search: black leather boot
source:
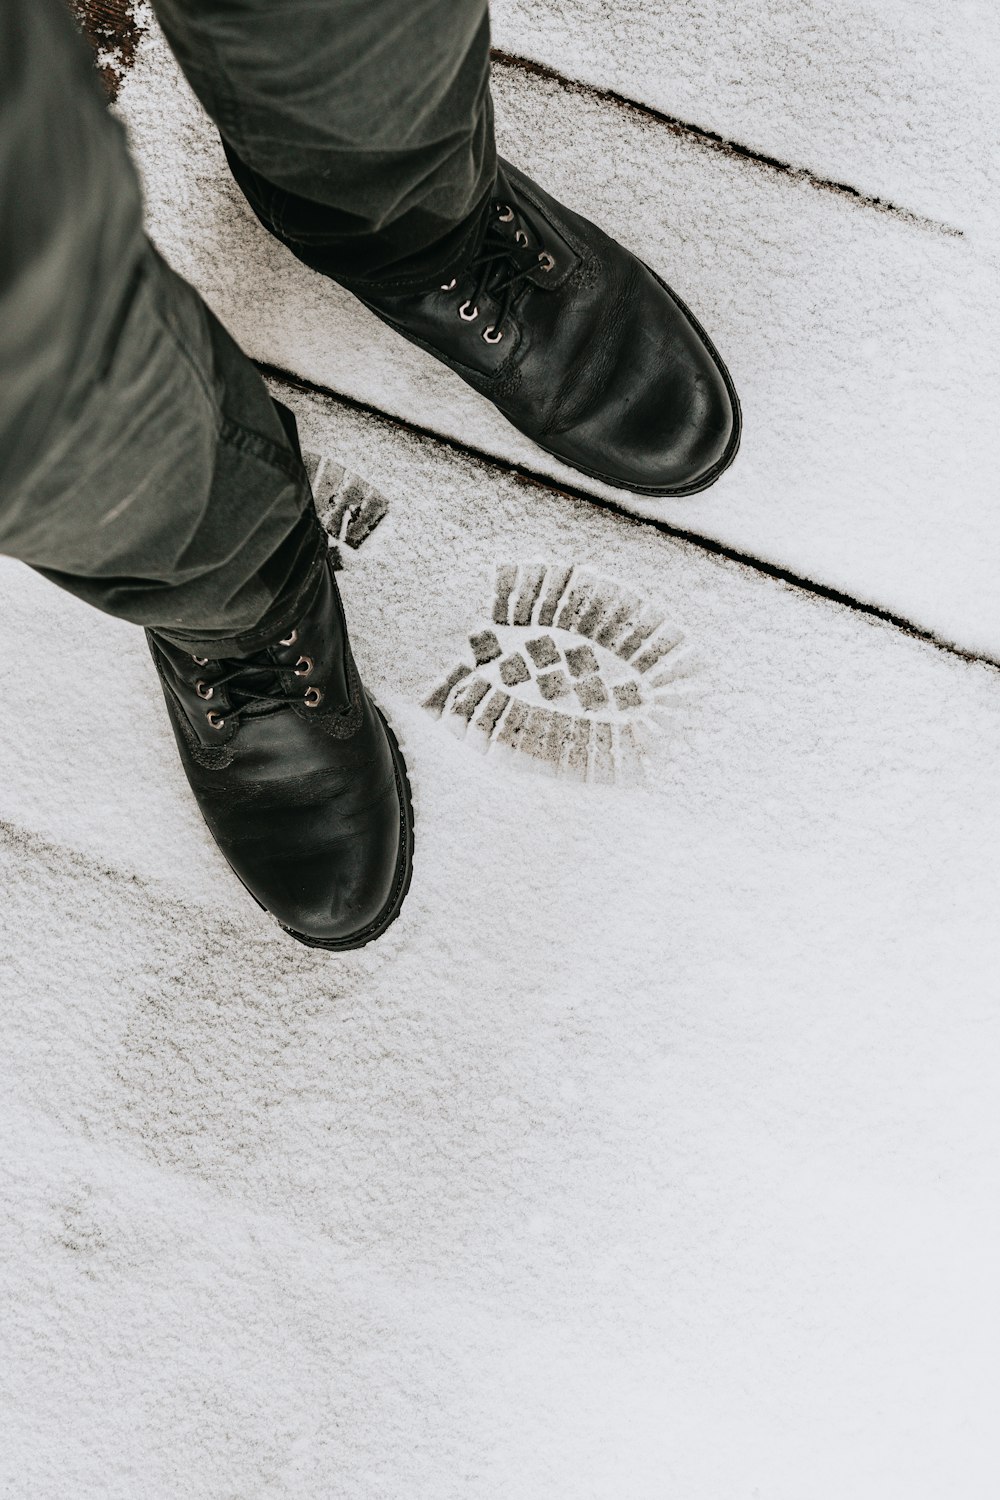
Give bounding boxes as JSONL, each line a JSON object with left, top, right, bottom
{"left": 357, "top": 158, "right": 740, "bottom": 496}
{"left": 146, "top": 556, "right": 414, "bottom": 950}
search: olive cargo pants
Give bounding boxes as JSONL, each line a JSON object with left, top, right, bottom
{"left": 0, "top": 0, "right": 494, "bottom": 653}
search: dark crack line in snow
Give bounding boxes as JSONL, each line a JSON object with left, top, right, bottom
{"left": 62, "top": 5, "right": 963, "bottom": 237}
{"left": 490, "top": 49, "right": 965, "bottom": 240}
{"left": 258, "top": 361, "right": 999, "bottom": 674}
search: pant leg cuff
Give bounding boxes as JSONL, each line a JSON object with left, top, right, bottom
{"left": 153, "top": 516, "right": 330, "bottom": 660}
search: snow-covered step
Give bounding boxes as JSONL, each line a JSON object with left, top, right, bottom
{"left": 3, "top": 807, "right": 999, "bottom": 1498}
{"left": 119, "top": 21, "right": 1000, "bottom": 659}
{"left": 1, "top": 372, "right": 996, "bottom": 975}
{"left": 4, "top": 1095, "right": 738, "bottom": 1499}
{"left": 4, "top": 378, "right": 1000, "bottom": 1497}
{"left": 491, "top": 0, "right": 1000, "bottom": 236}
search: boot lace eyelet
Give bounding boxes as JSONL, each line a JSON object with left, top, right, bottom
{"left": 279, "top": 628, "right": 297, "bottom": 647}
{"left": 195, "top": 680, "right": 214, "bottom": 700}
{"left": 440, "top": 277, "right": 457, "bottom": 292}
{"left": 191, "top": 654, "right": 209, "bottom": 666}
{"left": 537, "top": 251, "right": 555, "bottom": 273}
{"left": 304, "top": 686, "right": 323, "bottom": 708}
{"left": 206, "top": 710, "right": 225, "bottom": 730}
{"left": 483, "top": 326, "right": 503, "bottom": 344}
{"left": 458, "top": 301, "right": 479, "bottom": 322}
{"left": 294, "top": 655, "right": 314, "bottom": 677}
{"left": 515, "top": 230, "right": 528, "bottom": 247}
{"left": 497, "top": 204, "right": 514, "bottom": 223}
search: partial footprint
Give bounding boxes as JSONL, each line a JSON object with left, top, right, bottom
{"left": 425, "top": 563, "right": 696, "bottom": 783}
{"left": 303, "top": 447, "right": 388, "bottom": 567}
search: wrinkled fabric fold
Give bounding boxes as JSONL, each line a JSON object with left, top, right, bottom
{"left": 1, "top": 0, "right": 497, "bottom": 644}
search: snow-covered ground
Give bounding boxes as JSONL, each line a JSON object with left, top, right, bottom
{"left": 2, "top": 5, "right": 999, "bottom": 1497}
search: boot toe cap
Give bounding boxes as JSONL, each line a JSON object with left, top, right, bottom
{"left": 545, "top": 270, "right": 739, "bottom": 495}
{"left": 651, "top": 353, "right": 737, "bottom": 490}
{"left": 265, "top": 787, "right": 407, "bottom": 947}
{"left": 556, "top": 351, "right": 737, "bottom": 494}
{"left": 611, "top": 274, "right": 739, "bottom": 492}
{"left": 211, "top": 710, "right": 412, "bottom": 951}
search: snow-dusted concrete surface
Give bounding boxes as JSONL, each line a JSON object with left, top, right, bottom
{"left": 4, "top": 4, "right": 1000, "bottom": 1497}
{"left": 491, "top": 0, "right": 1000, "bottom": 235}
{"left": 120, "top": 11, "right": 1000, "bottom": 658}
{"left": 3, "top": 386, "right": 1000, "bottom": 1499}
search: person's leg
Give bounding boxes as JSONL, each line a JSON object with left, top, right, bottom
{"left": 150, "top": 0, "right": 495, "bottom": 295}
{"left": 1, "top": 0, "right": 324, "bottom": 653}
{"left": 150, "top": 0, "right": 740, "bottom": 494}
{"left": 8, "top": 237, "right": 330, "bottom": 656}
{"left": 1, "top": 0, "right": 412, "bottom": 946}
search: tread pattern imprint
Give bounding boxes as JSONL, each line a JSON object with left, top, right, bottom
{"left": 425, "top": 563, "right": 697, "bottom": 783}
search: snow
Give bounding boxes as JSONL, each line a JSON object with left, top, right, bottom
{"left": 3, "top": 384, "right": 1000, "bottom": 1498}
{"left": 119, "top": 19, "right": 1000, "bottom": 658}
{"left": 491, "top": 0, "right": 1000, "bottom": 236}
{"left": 3, "top": 5, "right": 1000, "bottom": 1497}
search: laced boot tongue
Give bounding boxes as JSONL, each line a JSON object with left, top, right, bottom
{"left": 457, "top": 199, "right": 552, "bottom": 343}
{"left": 225, "top": 650, "right": 286, "bottom": 715}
